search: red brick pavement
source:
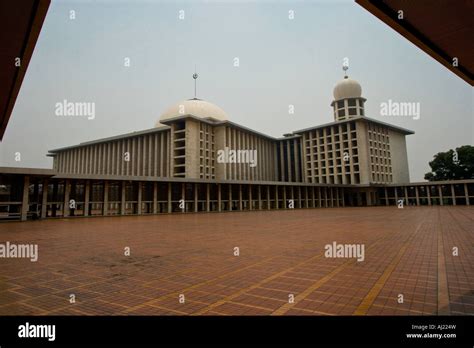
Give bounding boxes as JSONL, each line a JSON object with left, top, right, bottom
{"left": 0, "top": 206, "right": 472, "bottom": 316}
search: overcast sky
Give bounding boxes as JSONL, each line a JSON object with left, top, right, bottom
{"left": 1, "top": 0, "right": 472, "bottom": 181}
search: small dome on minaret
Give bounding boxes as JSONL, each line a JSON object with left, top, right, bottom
{"left": 333, "top": 77, "right": 362, "bottom": 100}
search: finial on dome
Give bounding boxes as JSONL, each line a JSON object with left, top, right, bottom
{"left": 193, "top": 65, "right": 198, "bottom": 99}
{"left": 343, "top": 64, "right": 349, "bottom": 79}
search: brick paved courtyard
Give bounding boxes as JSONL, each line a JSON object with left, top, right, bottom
{"left": 0, "top": 206, "right": 472, "bottom": 316}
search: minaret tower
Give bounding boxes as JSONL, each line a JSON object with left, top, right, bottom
{"left": 331, "top": 65, "right": 366, "bottom": 121}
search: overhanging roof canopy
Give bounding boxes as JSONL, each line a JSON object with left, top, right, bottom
{"left": 0, "top": 0, "right": 50, "bottom": 140}
{"left": 356, "top": 0, "right": 474, "bottom": 86}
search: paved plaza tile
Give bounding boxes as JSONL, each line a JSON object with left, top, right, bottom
{"left": 0, "top": 206, "right": 472, "bottom": 316}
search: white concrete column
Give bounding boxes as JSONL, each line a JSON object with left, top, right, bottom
{"left": 275, "top": 185, "right": 279, "bottom": 209}
{"left": 153, "top": 182, "right": 158, "bottom": 214}
{"left": 137, "top": 182, "right": 142, "bottom": 214}
{"left": 266, "top": 185, "right": 270, "bottom": 210}
{"left": 84, "top": 181, "right": 90, "bottom": 216}
{"left": 438, "top": 185, "right": 443, "bottom": 206}
{"left": 427, "top": 185, "right": 431, "bottom": 206}
{"left": 305, "top": 186, "right": 309, "bottom": 208}
{"left": 194, "top": 183, "right": 198, "bottom": 212}
{"left": 63, "top": 180, "right": 70, "bottom": 217}
{"left": 464, "top": 183, "right": 470, "bottom": 205}
{"left": 21, "top": 176, "right": 30, "bottom": 221}
{"left": 168, "top": 183, "right": 172, "bottom": 213}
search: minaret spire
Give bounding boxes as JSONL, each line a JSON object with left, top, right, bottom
{"left": 343, "top": 64, "right": 349, "bottom": 79}
{"left": 193, "top": 66, "right": 198, "bottom": 99}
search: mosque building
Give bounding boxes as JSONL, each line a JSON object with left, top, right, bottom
{"left": 0, "top": 70, "right": 472, "bottom": 220}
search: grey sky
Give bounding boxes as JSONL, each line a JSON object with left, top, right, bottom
{"left": 1, "top": 0, "right": 472, "bottom": 181}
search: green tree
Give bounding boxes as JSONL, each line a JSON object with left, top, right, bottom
{"left": 424, "top": 145, "right": 474, "bottom": 181}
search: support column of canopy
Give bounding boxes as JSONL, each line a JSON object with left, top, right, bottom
{"left": 84, "top": 181, "right": 90, "bottom": 216}
{"left": 465, "top": 183, "right": 470, "bottom": 205}
{"left": 137, "top": 182, "right": 142, "bottom": 214}
{"left": 266, "top": 185, "right": 270, "bottom": 210}
{"left": 52, "top": 182, "right": 58, "bottom": 217}
{"left": 20, "top": 175, "right": 30, "bottom": 221}
{"left": 103, "top": 181, "right": 109, "bottom": 216}
{"left": 249, "top": 185, "right": 253, "bottom": 210}
{"left": 63, "top": 179, "right": 70, "bottom": 217}
{"left": 181, "top": 183, "right": 186, "bottom": 213}
{"left": 153, "top": 182, "right": 158, "bottom": 214}
{"left": 41, "top": 179, "right": 48, "bottom": 218}
{"left": 305, "top": 186, "right": 309, "bottom": 208}
{"left": 239, "top": 184, "right": 243, "bottom": 211}
{"left": 297, "top": 186, "right": 302, "bottom": 208}
{"left": 194, "top": 183, "right": 199, "bottom": 212}
{"left": 167, "top": 182, "right": 172, "bottom": 213}
{"left": 275, "top": 185, "right": 279, "bottom": 209}
{"left": 121, "top": 181, "right": 126, "bottom": 215}
{"left": 33, "top": 182, "right": 39, "bottom": 216}
{"left": 291, "top": 186, "right": 294, "bottom": 208}
{"left": 451, "top": 184, "right": 456, "bottom": 206}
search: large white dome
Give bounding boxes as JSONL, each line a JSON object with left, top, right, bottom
{"left": 333, "top": 77, "right": 362, "bottom": 100}
{"left": 156, "top": 98, "right": 228, "bottom": 127}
